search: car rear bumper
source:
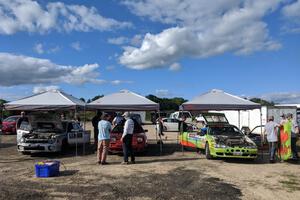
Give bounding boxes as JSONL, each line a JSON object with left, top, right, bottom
{"left": 109, "top": 142, "right": 146, "bottom": 153}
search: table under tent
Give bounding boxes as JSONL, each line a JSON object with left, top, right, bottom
{"left": 181, "top": 89, "right": 263, "bottom": 156}
{"left": 3, "top": 90, "right": 88, "bottom": 156}
{"left": 87, "top": 90, "right": 162, "bottom": 153}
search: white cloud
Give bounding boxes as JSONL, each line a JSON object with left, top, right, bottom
{"left": 120, "top": 0, "right": 283, "bottom": 69}
{"left": 260, "top": 92, "right": 300, "bottom": 104}
{"left": 0, "top": 52, "right": 102, "bottom": 86}
{"left": 108, "top": 37, "right": 129, "bottom": 45}
{"left": 155, "top": 89, "right": 172, "bottom": 97}
{"left": 33, "top": 85, "right": 60, "bottom": 94}
{"left": 71, "top": 41, "right": 82, "bottom": 51}
{"left": 282, "top": 0, "right": 300, "bottom": 18}
{"left": 111, "top": 80, "right": 133, "bottom": 85}
{"left": 34, "top": 43, "right": 44, "bottom": 54}
{"left": 34, "top": 43, "right": 60, "bottom": 54}
{"left": 281, "top": 0, "right": 300, "bottom": 34}
{"left": 169, "top": 62, "right": 181, "bottom": 71}
{"left": 0, "top": 0, "right": 132, "bottom": 35}
{"left": 130, "top": 34, "right": 143, "bottom": 46}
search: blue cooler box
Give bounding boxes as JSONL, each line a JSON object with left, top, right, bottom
{"left": 35, "top": 160, "right": 60, "bottom": 178}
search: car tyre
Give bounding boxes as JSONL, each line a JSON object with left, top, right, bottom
{"left": 205, "top": 143, "right": 212, "bottom": 159}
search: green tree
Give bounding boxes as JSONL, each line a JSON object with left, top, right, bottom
{"left": 146, "top": 95, "right": 187, "bottom": 111}
{"left": 250, "top": 98, "right": 275, "bottom": 106}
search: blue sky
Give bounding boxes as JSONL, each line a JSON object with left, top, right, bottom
{"left": 0, "top": 0, "right": 300, "bottom": 103}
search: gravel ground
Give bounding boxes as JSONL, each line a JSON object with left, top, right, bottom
{"left": 0, "top": 124, "right": 299, "bottom": 200}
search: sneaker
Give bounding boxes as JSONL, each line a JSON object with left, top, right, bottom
{"left": 101, "top": 161, "right": 109, "bottom": 165}
{"left": 121, "top": 161, "right": 129, "bottom": 165}
{"left": 97, "top": 161, "right": 101, "bottom": 165}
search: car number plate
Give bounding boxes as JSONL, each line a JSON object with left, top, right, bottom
{"left": 233, "top": 152, "right": 243, "bottom": 156}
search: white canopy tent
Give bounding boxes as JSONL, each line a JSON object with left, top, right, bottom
{"left": 87, "top": 90, "right": 162, "bottom": 153}
{"left": 181, "top": 89, "right": 264, "bottom": 156}
{"left": 87, "top": 90, "right": 159, "bottom": 111}
{"left": 4, "top": 90, "right": 86, "bottom": 156}
{"left": 4, "top": 90, "right": 85, "bottom": 111}
{"left": 182, "top": 89, "right": 261, "bottom": 111}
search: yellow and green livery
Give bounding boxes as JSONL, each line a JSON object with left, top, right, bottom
{"left": 179, "top": 113, "right": 258, "bottom": 159}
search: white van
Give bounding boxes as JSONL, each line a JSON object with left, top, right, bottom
{"left": 169, "top": 111, "right": 193, "bottom": 123}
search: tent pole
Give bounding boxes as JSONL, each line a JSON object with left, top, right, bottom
{"left": 180, "top": 106, "right": 184, "bottom": 155}
{"left": 260, "top": 108, "right": 263, "bottom": 160}
{"left": 158, "top": 110, "right": 162, "bottom": 155}
{"left": 83, "top": 105, "right": 86, "bottom": 156}
{"left": 238, "top": 110, "right": 241, "bottom": 129}
{"left": 75, "top": 108, "right": 78, "bottom": 157}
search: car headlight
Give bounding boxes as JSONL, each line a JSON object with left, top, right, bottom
{"left": 137, "top": 137, "right": 143, "bottom": 143}
{"left": 20, "top": 138, "right": 25, "bottom": 143}
{"left": 214, "top": 143, "right": 227, "bottom": 148}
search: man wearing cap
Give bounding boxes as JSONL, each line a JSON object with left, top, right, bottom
{"left": 264, "top": 116, "right": 279, "bottom": 163}
{"left": 121, "top": 112, "right": 135, "bottom": 164}
{"left": 287, "top": 113, "right": 299, "bottom": 160}
{"left": 97, "top": 113, "right": 112, "bottom": 165}
{"left": 17, "top": 111, "right": 29, "bottom": 129}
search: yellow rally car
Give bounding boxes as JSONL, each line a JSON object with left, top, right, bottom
{"left": 179, "top": 113, "right": 258, "bottom": 159}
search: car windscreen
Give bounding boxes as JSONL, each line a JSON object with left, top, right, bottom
{"left": 178, "top": 112, "right": 191, "bottom": 118}
{"left": 210, "top": 126, "right": 243, "bottom": 136}
{"left": 4, "top": 116, "right": 18, "bottom": 122}
{"left": 204, "top": 115, "right": 228, "bottom": 123}
{"left": 111, "top": 120, "right": 144, "bottom": 134}
{"left": 30, "top": 121, "right": 63, "bottom": 133}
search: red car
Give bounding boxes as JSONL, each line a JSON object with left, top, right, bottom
{"left": 109, "top": 121, "right": 148, "bottom": 153}
{"left": 1, "top": 115, "right": 20, "bottom": 134}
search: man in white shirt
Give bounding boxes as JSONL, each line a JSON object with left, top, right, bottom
{"left": 121, "top": 112, "right": 135, "bottom": 164}
{"left": 264, "top": 116, "right": 279, "bottom": 163}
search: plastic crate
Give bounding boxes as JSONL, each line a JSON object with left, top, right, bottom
{"left": 35, "top": 160, "right": 60, "bottom": 178}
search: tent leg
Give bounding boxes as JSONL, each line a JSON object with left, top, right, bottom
{"left": 158, "top": 110, "right": 162, "bottom": 155}
{"left": 75, "top": 109, "right": 78, "bottom": 157}
{"left": 83, "top": 106, "right": 86, "bottom": 156}
{"left": 238, "top": 110, "right": 240, "bottom": 129}
{"left": 260, "top": 108, "right": 263, "bottom": 160}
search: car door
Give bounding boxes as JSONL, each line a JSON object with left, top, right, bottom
{"left": 169, "top": 119, "right": 179, "bottom": 131}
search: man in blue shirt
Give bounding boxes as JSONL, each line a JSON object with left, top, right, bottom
{"left": 97, "top": 113, "right": 112, "bottom": 165}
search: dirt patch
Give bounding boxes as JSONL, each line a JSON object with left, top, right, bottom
{"left": 0, "top": 168, "right": 241, "bottom": 200}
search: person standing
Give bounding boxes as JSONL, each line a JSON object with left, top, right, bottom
{"left": 92, "top": 111, "right": 102, "bottom": 151}
{"left": 156, "top": 117, "right": 164, "bottom": 136}
{"left": 279, "top": 113, "right": 293, "bottom": 161}
{"left": 288, "top": 114, "right": 299, "bottom": 160}
{"left": 17, "top": 111, "right": 29, "bottom": 129}
{"left": 121, "top": 112, "right": 135, "bottom": 164}
{"left": 264, "top": 116, "right": 279, "bottom": 163}
{"left": 112, "top": 112, "right": 124, "bottom": 126}
{"left": 97, "top": 113, "right": 112, "bottom": 165}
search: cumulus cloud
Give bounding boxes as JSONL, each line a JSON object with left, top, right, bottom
{"left": 0, "top": 52, "right": 102, "bottom": 86}
{"left": 108, "top": 37, "right": 129, "bottom": 45}
{"left": 120, "top": 0, "right": 283, "bottom": 69}
{"left": 260, "top": 92, "right": 300, "bottom": 104}
{"left": 169, "top": 62, "right": 181, "bottom": 71}
{"left": 33, "top": 85, "right": 60, "bottom": 94}
{"left": 71, "top": 41, "right": 82, "bottom": 51}
{"left": 111, "top": 80, "right": 133, "bottom": 85}
{"left": 281, "top": 0, "right": 300, "bottom": 34}
{"left": 34, "top": 43, "right": 44, "bottom": 54}
{"left": 0, "top": 0, "right": 132, "bottom": 35}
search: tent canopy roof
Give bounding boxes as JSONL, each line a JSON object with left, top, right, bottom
{"left": 88, "top": 90, "right": 159, "bottom": 111}
{"left": 4, "top": 90, "right": 85, "bottom": 110}
{"left": 182, "top": 89, "right": 261, "bottom": 111}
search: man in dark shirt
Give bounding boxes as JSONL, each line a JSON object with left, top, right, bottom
{"left": 178, "top": 116, "right": 188, "bottom": 132}
{"left": 92, "top": 111, "right": 102, "bottom": 151}
{"left": 17, "top": 111, "right": 29, "bottom": 129}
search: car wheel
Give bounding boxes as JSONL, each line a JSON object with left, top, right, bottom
{"left": 205, "top": 143, "right": 212, "bottom": 159}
